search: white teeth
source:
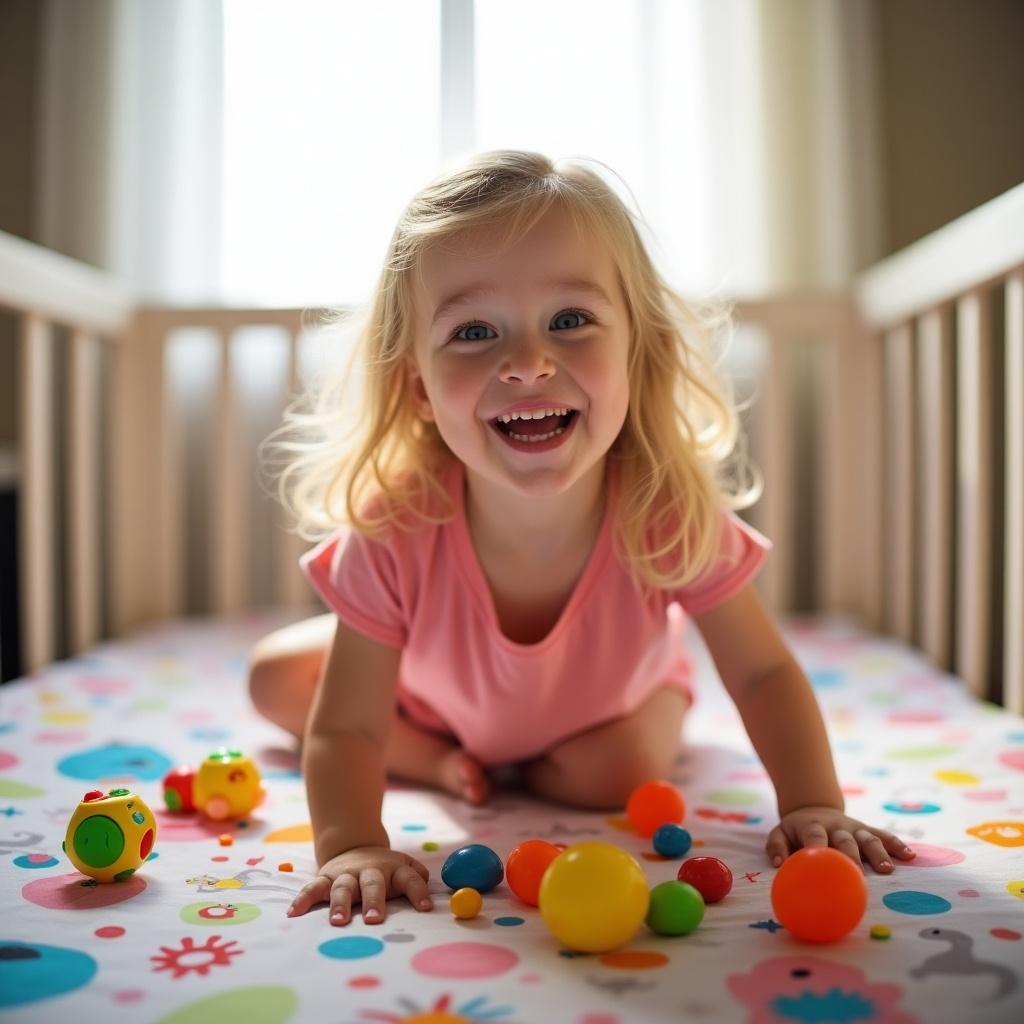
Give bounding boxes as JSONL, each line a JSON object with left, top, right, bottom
{"left": 507, "top": 426, "right": 566, "bottom": 442}
{"left": 497, "top": 406, "right": 569, "bottom": 423}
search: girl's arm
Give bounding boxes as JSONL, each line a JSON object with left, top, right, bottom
{"left": 290, "top": 620, "right": 434, "bottom": 924}
{"left": 691, "top": 584, "right": 915, "bottom": 873}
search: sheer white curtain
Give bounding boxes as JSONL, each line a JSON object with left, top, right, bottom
{"left": 36, "top": 0, "right": 884, "bottom": 306}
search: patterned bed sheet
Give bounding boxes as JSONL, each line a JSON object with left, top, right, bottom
{"left": 1, "top": 612, "right": 1022, "bottom": 1023}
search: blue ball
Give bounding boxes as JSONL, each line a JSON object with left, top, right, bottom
{"left": 653, "top": 823, "right": 692, "bottom": 858}
{"left": 440, "top": 843, "right": 504, "bottom": 893}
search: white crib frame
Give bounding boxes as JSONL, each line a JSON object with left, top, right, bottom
{"left": 2, "top": 183, "right": 1022, "bottom": 713}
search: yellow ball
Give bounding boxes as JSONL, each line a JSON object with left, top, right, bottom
{"left": 450, "top": 887, "right": 483, "bottom": 919}
{"left": 538, "top": 841, "right": 649, "bottom": 952}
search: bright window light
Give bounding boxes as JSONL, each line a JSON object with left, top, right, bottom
{"left": 221, "top": 0, "right": 441, "bottom": 307}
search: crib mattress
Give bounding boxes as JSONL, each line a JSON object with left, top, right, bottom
{"left": 1, "top": 612, "right": 1022, "bottom": 1023}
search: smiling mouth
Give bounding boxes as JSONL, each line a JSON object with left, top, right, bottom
{"left": 488, "top": 409, "right": 578, "bottom": 442}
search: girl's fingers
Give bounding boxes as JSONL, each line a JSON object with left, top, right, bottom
{"left": 766, "top": 826, "right": 790, "bottom": 867}
{"left": 881, "top": 832, "right": 916, "bottom": 860}
{"left": 799, "top": 822, "right": 829, "bottom": 851}
{"left": 854, "top": 829, "right": 892, "bottom": 873}
{"left": 288, "top": 875, "right": 331, "bottom": 917}
{"left": 394, "top": 864, "right": 433, "bottom": 911}
{"left": 329, "top": 874, "right": 358, "bottom": 926}
{"left": 830, "top": 828, "right": 862, "bottom": 869}
{"left": 359, "top": 867, "right": 387, "bottom": 924}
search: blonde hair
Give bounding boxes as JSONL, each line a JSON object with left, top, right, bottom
{"left": 266, "top": 150, "right": 761, "bottom": 591}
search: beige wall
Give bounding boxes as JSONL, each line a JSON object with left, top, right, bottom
{"left": 0, "top": 1, "right": 42, "bottom": 448}
{"left": 877, "top": 0, "right": 1024, "bottom": 254}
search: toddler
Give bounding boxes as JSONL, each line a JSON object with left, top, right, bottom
{"left": 248, "top": 150, "right": 915, "bottom": 927}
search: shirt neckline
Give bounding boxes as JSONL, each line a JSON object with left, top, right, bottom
{"left": 448, "top": 458, "right": 617, "bottom": 653}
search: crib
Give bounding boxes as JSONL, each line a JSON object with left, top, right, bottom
{"left": 1, "top": 186, "right": 1022, "bottom": 1023}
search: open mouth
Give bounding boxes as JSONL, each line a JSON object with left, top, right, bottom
{"left": 489, "top": 409, "right": 578, "bottom": 443}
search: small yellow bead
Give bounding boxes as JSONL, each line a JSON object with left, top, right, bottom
{"left": 422, "top": 841, "right": 439, "bottom": 852}
{"left": 870, "top": 924, "right": 892, "bottom": 940}
{"left": 450, "top": 887, "right": 483, "bottom": 919}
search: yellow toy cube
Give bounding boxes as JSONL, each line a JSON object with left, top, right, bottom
{"left": 63, "top": 788, "right": 158, "bottom": 883}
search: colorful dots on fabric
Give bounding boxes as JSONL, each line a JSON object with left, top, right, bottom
{"left": 883, "top": 801, "right": 942, "bottom": 815}
{"left": 180, "top": 901, "right": 262, "bottom": 926}
{"left": 57, "top": 743, "right": 173, "bottom": 782}
{"left": 0, "top": 942, "right": 98, "bottom": 1008}
{"left": 410, "top": 942, "right": 520, "bottom": 979}
{"left": 12, "top": 854, "right": 58, "bottom": 869}
{"left": 23, "top": 871, "right": 146, "bottom": 910}
{"left": 318, "top": 936, "right": 385, "bottom": 960}
{"left": 150, "top": 986, "right": 298, "bottom": 1024}
{"left": 882, "top": 891, "right": 953, "bottom": 915}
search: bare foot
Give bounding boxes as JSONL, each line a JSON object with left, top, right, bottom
{"left": 437, "top": 748, "right": 491, "bottom": 805}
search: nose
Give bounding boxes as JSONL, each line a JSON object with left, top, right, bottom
{"left": 498, "top": 329, "right": 556, "bottom": 384}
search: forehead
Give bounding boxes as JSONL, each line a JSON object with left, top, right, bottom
{"left": 413, "top": 205, "right": 619, "bottom": 312}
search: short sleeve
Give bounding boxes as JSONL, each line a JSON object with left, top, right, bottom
{"left": 670, "top": 511, "right": 772, "bottom": 615}
{"left": 300, "top": 528, "right": 407, "bottom": 648}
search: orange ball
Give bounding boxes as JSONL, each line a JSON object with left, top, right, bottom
{"left": 771, "top": 847, "right": 868, "bottom": 942}
{"left": 506, "top": 839, "right": 561, "bottom": 906}
{"left": 626, "top": 781, "right": 685, "bottom": 837}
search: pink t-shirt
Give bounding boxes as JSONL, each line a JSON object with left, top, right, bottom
{"left": 301, "top": 458, "right": 771, "bottom": 765}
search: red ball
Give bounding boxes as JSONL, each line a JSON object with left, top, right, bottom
{"left": 677, "top": 856, "right": 733, "bottom": 903}
{"left": 506, "top": 839, "right": 561, "bottom": 907}
{"left": 162, "top": 765, "right": 196, "bottom": 813}
{"left": 626, "top": 780, "right": 685, "bottom": 838}
{"left": 771, "top": 847, "right": 868, "bottom": 943}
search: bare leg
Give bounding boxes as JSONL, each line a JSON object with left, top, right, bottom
{"left": 247, "top": 615, "right": 490, "bottom": 804}
{"left": 522, "top": 687, "right": 689, "bottom": 810}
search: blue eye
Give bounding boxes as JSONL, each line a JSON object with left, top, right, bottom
{"left": 552, "top": 309, "right": 591, "bottom": 330}
{"left": 452, "top": 322, "right": 497, "bottom": 342}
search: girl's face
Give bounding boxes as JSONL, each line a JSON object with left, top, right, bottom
{"left": 407, "top": 205, "right": 631, "bottom": 499}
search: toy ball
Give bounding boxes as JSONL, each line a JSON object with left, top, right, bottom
{"left": 626, "top": 780, "right": 685, "bottom": 837}
{"left": 538, "top": 841, "right": 649, "bottom": 953}
{"left": 771, "top": 847, "right": 868, "bottom": 943}
{"left": 677, "top": 855, "right": 733, "bottom": 903}
{"left": 653, "top": 823, "right": 692, "bottom": 858}
{"left": 63, "top": 788, "right": 157, "bottom": 883}
{"left": 506, "top": 839, "right": 561, "bottom": 907}
{"left": 646, "top": 880, "right": 705, "bottom": 936}
{"left": 162, "top": 765, "right": 196, "bottom": 813}
{"left": 441, "top": 844, "right": 504, "bottom": 893}
{"left": 450, "top": 887, "right": 483, "bottom": 919}
{"left": 193, "top": 748, "right": 265, "bottom": 820}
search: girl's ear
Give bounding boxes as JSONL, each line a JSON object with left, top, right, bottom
{"left": 404, "top": 357, "right": 435, "bottom": 422}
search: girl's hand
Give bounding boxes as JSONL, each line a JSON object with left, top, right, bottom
{"left": 287, "top": 846, "right": 434, "bottom": 925}
{"left": 767, "top": 807, "right": 916, "bottom": 874}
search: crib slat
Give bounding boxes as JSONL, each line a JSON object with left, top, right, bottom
{"left": 275, "top": 330, "right": 312, "bottom": 609}
{"left": 917, "top": 306, "right": 954, "bottom": 669}
{"left": 1005, "top": 270, "right": 1024, "bottom": 714}
{"left": 211, "top": 330, "right": 247, "bottom": 614}
{"left": 67, "top": 329, "right": 102, "bottom": 654}
{"left": 19, "top": 314, "right": 56, "bottom": 672}
{"left": 853, "top": 327, "right": 885, "bottom": 632}
{"left": 955, "top": 289, "right": 993, "bottom": 699}
{"left": 109, "top": 316, "right": 168, "bottom": 635}
{"left": 753, "top": 332, "right": 796, "bottom": 613}
{"left": 883, "top": 324, "right": 916, "bottom": 644}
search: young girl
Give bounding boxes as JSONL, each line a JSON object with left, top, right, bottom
{"left": 249, "top": 150, "right": 915, "bottom": 928}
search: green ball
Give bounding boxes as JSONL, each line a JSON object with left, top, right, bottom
{"left": 645, "top": 880, "right": 705, "bottom": 935}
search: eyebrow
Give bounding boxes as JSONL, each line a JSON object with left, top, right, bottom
{"left": 430, "top": 278, "right": 614, "bottom": 327}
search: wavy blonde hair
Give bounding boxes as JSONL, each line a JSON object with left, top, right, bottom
{"left": 266, "top": 150, "right": 761, "bottom": 591}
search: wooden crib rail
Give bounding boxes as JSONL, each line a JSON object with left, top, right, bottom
{"left": 855, "top": 182, "right": 1024, "bottom": 712}
{"left": 2, "top": 181, "right": 1022, "bottom": 714}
